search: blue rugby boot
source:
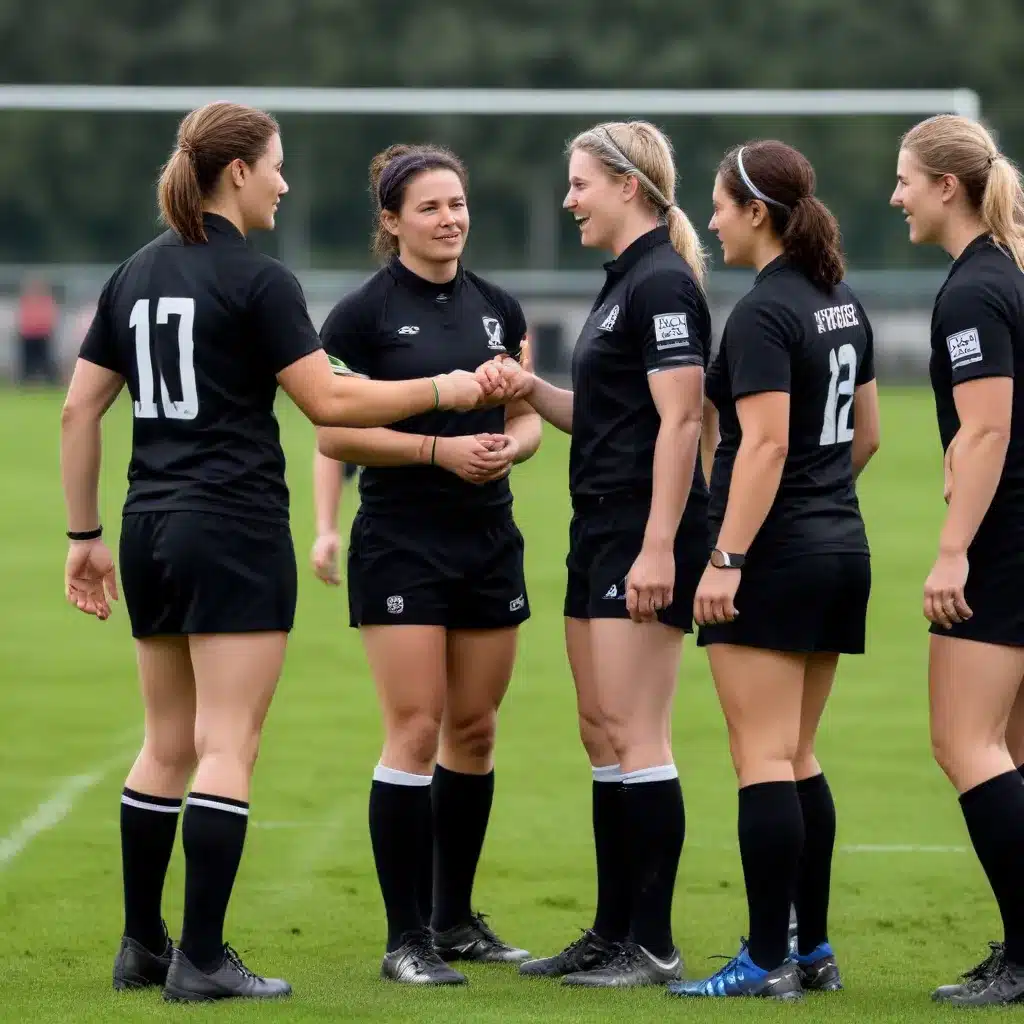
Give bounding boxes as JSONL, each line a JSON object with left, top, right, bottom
{"left": 667, "top": 939, "right": 803, "bottom": 1001}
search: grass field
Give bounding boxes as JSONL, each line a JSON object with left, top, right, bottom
{"left": 0, "top": 385, "right": 1016, "bottom": 1022}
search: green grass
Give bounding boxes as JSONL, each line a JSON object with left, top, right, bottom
{"left": 0, "top": 386, "right": 1016, "bottom": 1021}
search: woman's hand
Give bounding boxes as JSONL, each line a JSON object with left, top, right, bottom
{"left": 65, "top": 540, "right": 118, "bottom": 620}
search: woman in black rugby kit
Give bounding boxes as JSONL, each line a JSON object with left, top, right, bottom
{"left": 668, "top": 140, "right": 880, "bottom": 1002}
{"left": 891, "top": 114, "right": 1024, "bottom": 1007}
{"left": 312, "top": 144, "right": 541, "bottom": 985}
{"left": 60, "top": 103, "right": 488, "bottom": 1003}
{"left": 506, "top": 120, "right": 711, "bottom": 988}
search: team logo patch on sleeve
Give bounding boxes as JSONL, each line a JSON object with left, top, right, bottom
{"left": 483, "top": 317, "right": 505, "bottom": 351}
{"left": 326, "top": 353, "right": 368, "bottom": 378}
{"left": 946, "top": 327, "right": 983, "bottom": 369}
{"left": 653, "top": 313, "right": 689, "bottom": 350}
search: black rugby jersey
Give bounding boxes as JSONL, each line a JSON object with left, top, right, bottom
{"left": 569, "top": 226, "right": 711, "bottom": 505}
{"left": 706, "top": 256, "right": 873, "bottom": 558}
{"left": 930, "top": 234, "right": 1024, "bottom": 499}
{"left": 321, "top": 257, "right": 526, "bottom": 515}
{"left": 79, "top": 214, "right": 322, "bottom": 522}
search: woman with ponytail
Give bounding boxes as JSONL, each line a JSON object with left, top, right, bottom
{"left": 509, "top": 121, "right": 710, "bottom": 988}
{"left": 892, "top": 114, "right": 1024, "bottom": 1007}
{"left": 59, "top": 102, "right": 491, "bottom": 1004}
{"left": 669, "top": 140, "right": 880, "bottom": 1002}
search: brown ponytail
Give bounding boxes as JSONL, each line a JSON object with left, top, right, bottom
{"left": 781, "top": 195, "right": 845, "bottom": 289}
{"left": 719, "top": 141, "right": 846, "bottom": 289}
{"left": 157, "top": 102, "right": 279, "bottom": 244}
{"left": 367, "top": 143, "right": 469, "bottom": 263}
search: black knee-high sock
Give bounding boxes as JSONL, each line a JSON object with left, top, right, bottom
{"left": 960, "top": 771, "right": 1024, "bottom": 965}
{"left": 416, "top": 784, "right": 434, "bottom": 926}
{"left": 430, "top": 765, "right": 494, "bottom": 933}
{"left": 739, "top": 781, "right": 805, "bottom": 972}
{"left": 621, "top": 766, "right": 685, "bottom": 960}
{"left": 179, "top": 793, "right": 249, "bottom": 971}
{"left": 592, "top": 764, "right": 630, "bottom": 943}
{"left": 120, "top": 788, "right": 182, "bottom": 952}
{"left": 795, "top": 774, "right": 836, "bottom": 955}
{"left": 369, "top": 766, "right": 432, "bottom": 951}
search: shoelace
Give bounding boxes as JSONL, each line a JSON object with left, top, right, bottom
{"left": 604, "top": 942, "right": 648, "bottom": 971}
{"left": 223, "top": 945, "right": 257, "bottom": 979}
{"left": 470, "top": 912, "right": 502, "bottom": 944}
{"left": 407, "top": 929, "right": 443, "bottom": 968}
{"left": 962, "top": 943, "right": 1004, "bottom": 981}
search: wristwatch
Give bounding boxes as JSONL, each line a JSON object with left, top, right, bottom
{"left": 710, "top": 548, "right": 745, "bottom": 569}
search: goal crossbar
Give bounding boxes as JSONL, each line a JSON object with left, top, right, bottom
{"left": 0, "top": 86, "right": 981, "bottom": 119}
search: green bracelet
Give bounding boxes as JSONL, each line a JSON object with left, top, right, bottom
{"left": 431, "top": 378, "right": 440, "bottom": 410}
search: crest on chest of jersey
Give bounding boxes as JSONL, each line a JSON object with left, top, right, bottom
{"left": 482, "top": 316, "right": 505, "bottom": 350}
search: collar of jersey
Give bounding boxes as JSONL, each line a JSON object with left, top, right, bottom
{"left": 201, "top": 213, "right": 247, "bottom": 244}
{"left": 948, "top": 232, "right": 995, "bottom": 277}
{"left": 754, "top": 253, "right": 791, "bottom": 285}
{"left": 603, "top": 225, "right": 670, "bottom": 276}
{"left": 388, "top": 255, "right": 464, "bottom": 299}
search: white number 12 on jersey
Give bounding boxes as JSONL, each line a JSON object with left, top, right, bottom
{"left": 820, "top": 343, "right": 857, "bottom": 446}
{"left": 129, "top": 297, "right": 198, "bottom": 420}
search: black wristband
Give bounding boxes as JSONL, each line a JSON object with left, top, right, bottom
{"left": 67, "top": 526, "right": 102, "bottom": 541}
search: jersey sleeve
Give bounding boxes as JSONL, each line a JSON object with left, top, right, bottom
{"left": 78, "top": 276, "right": 121, "bottom": 373}
{"left": 318, "top": 295, "right": 376, "bottom": 379}
{"left": 855, "top": 301, "right": 876, "bottom": 386}
{"left": 726, "top": 299, "right": 792, "bottom": 398}
{"left": 934, "top": 281, "right": 1014, "bottom": 385}
{"left": 503, "top": 296, "right": 528, "bottom": 362}
{"left": 249, "top": 263, "right": 323, "bottom": 374}
{"left": 627, "top": 269, "right": 709, "bottom": 374}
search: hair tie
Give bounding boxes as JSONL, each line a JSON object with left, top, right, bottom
{"left": 736, "top": 147, "right": 790, "bottom": 212}
{"left": 988, "top": 153, "right": 999, "bottom": 169}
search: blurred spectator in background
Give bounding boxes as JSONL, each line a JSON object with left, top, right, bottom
{"left": 17, "top": 278, "right": 59, "bottom": 384}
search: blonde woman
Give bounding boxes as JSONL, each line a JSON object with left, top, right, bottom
{"left": 891, "top": 114, "right": 1024, "bottom": 1007}
{"left": 512, "top": 121, "right": 710, "bottom": 988}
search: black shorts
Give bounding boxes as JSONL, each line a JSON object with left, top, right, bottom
{"left": 119, "top": 511, "right": 298, "bottom": 639}
{"left": 564, "top": 496, "right": 709, "bottom": 632}
{"left": 346, "top": 509, "right": 529, "bottom": 630}
{"left": 697, "top": 551, "right": 871, "bottom": 654}
{"left": 930, "top": 524, "right": 1024, "bottom": 646}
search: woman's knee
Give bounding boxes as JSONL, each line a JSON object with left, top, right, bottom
{"left": 444, "top": 709, "right": 497, "bottom": 763}
{"left": 386, "top": 709, "right": 443, "bottom": 768}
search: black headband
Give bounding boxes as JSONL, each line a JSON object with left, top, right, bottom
{"left": 377, "top": 152, "right": 436, "bottom": 211}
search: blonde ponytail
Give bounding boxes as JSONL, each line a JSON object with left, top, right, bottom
{"left": 666, "top": 205, "right": 708, "bottom": 289}
{"left": 982, "top": 155, "right": 1024, "bottom": 273}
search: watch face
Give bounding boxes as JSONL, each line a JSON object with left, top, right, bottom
{"left": 710, "top": 549, "right": 725, "bottom": 568}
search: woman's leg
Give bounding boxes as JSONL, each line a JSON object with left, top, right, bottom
{"left": 709, "top": 644, "right": 806, "bottom": 974}
{"left": 930, "top": 635, "right": 1024, "bottom": 1002}
{"left": 115, "top": 637, "right": 196, "bottom": 987}
{"left": 430, "top": 627, "right": 527, "bottom": 960}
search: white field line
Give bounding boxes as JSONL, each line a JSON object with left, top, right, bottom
{"left": 0, "top": 738, "right": 138, "bottom": 869}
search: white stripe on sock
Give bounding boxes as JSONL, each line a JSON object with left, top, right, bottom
{"left": 592, "top": 763, "right": 622, "bottom": 783}
{"left": 372, "top": 764, "right": 433, "bottom": 787}
{"left": 186, "top": 796, "right": 249, "bottom": 817}
{"left": 121, "top": 794, "right": 182, "bottom": 814}
{"left": 621, "top": 764, "right": 679, "bottom": 785}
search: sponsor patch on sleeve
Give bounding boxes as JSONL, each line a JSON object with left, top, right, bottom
{"left": 327, "top": 353, "right": 369, "bottom": 378}
{"left": 946, "top": 327, "right": 982, "bottom": 370}
{"left": 653, "top": 313, "right": 689, "bottom": 350}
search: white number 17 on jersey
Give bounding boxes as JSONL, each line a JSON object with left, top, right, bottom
{"left": 129, "top": 297, "right": 198, "bottom": 420}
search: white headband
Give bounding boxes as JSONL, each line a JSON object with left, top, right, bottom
{"left": 601, "top": 128, "right": 673, "bottom": 214}
{"left": 736, "top": 146, "right": 790, "bottom": 212}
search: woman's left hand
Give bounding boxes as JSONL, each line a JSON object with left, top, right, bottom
{"left": 693, "top": 564, "right": 740, "bottom": 627}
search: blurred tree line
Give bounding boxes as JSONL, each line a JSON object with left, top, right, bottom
{"left": 0, "top": 0, "right": 1020, "bottom": 270}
